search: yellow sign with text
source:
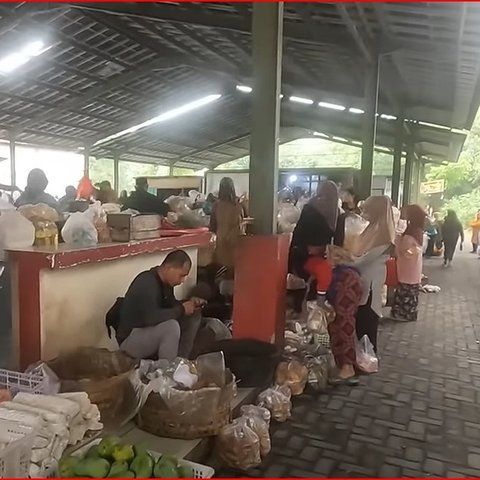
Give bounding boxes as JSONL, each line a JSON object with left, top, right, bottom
{"left": 420, "top": 180, "right": 445, "bottom": 195}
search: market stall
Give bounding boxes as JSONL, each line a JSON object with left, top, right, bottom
{"left": 7, "top": 232, "right": 211, "bottom": 370}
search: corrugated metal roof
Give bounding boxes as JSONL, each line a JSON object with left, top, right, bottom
{"left": 0, "top": 2, "right": 477, "bottom": 166}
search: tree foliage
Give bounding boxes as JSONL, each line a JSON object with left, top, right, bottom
{"left": 426, "top": 113, "right": 480, "bottom": 225}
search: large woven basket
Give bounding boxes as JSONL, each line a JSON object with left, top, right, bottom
{"left": 136, "top": 370, "right": 235, "bottom": 439}
{"left": 48, "top": 347, "right": 135, "bottom": 424}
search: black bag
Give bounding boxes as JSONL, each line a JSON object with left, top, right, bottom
{"left": 105, "top": 297, "right": 124, "bottom": 339}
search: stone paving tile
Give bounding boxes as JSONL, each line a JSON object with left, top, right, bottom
{"left": 219, "top": 251, "right": 480, "bottom": 477}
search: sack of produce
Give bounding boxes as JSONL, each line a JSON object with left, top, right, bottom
{"left": 306, "top": 301, "right": 331, "bottom": 335}
{"left": 256, "top": 385, "right": 292, "bottom": 422}
{"left": 275, "top": 360, "right": 308, "bottom": 396}
{"left": 356, "top": 335, "right": 378, "bottom": 374}
{"left": 238, "top": 411, "right": 271, "bottom": 457}
{"left": 0, "top": 210, "right": 35, "bottom": 261}
{"left": 240, "top": 405, "right": 271, "bottom": 428}
{"left": 305, "top": 354, "right": 331, "bottom": 392}
{"left": 62, "top": 212, "right": 98, "bottom": 246}
{"left": 215, "top": 417, "right": 261, "bottom": 470}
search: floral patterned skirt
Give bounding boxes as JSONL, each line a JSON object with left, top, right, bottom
{"left": 391, "top": 282, "right": 421, "bottom": 322}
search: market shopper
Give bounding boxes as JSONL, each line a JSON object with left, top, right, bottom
{"left": 353, "top": 195, "right": 395, "bottom": 352}
{"left": 390, "top": 205, "right": 426, "bottom": 322}
{"left": 469, "top": 210, "right": 480, "bottom": 253}
{"left": 289, "top": 180, "right": 362, "bottom": 385}
{"left": 209, "top": 177, "right": 245, "bottom": 270}
{"left": 441, "top": 209, "right": 464, "bottom": 266}
{"left": 58, "top": 185, "right": 77, "bottom": 212}
{"left": 114, "top": 250, "right": 203, "bottom": 361}
{"left": 15, "top": 168, "right": 58, "bottom": 210}
{"left": 123, "top": 177, "right": 170, "bottom": 216}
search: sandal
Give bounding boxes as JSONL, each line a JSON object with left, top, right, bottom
{"left": 328, "top": 376, "right": 360, "bottom": 387}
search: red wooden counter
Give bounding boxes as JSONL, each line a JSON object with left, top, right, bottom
{"left": 7, "top": 232, "right": 211, "bottom": 369}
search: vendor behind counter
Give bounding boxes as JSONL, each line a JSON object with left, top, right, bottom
{"left": 123, "top": 177, "right": 170, "bottom": 216}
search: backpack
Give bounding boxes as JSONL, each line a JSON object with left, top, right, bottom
{"left": 105, "top": 297, "right": 124, "bottom": 339}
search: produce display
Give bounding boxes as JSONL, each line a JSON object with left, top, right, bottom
{"left": 59, "top": 437, "right": 194, "bottom": 479}
{"left": 0, "top": 391, "right": 102, "bottom": 477}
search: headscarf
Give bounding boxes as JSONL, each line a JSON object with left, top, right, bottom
{"left": 403, "top": 204, "right": 426, "bottom": 245}
{"left": 308, "top": 180, "right": 339, "bottom": 232}
{"left": 25, "top": 168, "right": 48, "bottom": 196}
{"left": 355, "top": 195, "right": 395, "bottom": 254}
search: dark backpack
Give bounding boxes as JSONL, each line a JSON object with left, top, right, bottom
{"left": 105, "top": 297, "right": 124, "bottom": 339}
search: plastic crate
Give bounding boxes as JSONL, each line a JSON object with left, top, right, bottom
{"left": 45, "top": 438, "right": 214, "bottom": 478}
{"left": 0, "top": 420, "right": 36, "bottom": 478}
{"left": 0, "top": 369, "right": 47, "bottom": 395}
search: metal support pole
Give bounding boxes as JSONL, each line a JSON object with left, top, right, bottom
{"left": 249, "top": 2, "right": 284, "bottom": 235}
{"left": 9, "top": 135, "right": 16, "bottom": 189}
{"left": 169, "top": 163, "right": 174, "bottom": 176}
{"left": 403, "top": 141, "right": 414, "bottom": 207}
{"left": 83, "top": 145, "right": 91, "bottom": 177}
{"left": 113, "top": 155, "right": 119, "bottom": 193}
{"left": 391, "top": 116, "right": 404, "bottom": 207}
{"left": 360, "top": 56, "right": 380, "bottom": 200}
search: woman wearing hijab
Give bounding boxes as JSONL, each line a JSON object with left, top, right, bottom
{"left": 441, "top": 209, "right": 464, "bottom": 267}
{"left": 353, "top": 196, "right": 395, "bottom": 352}
{"left": 209, "top": 177, "right": 245, "bottom": 270}
{"left": 390, "top": 205, "right": 426, "bottom": 322}
{"left": 15, "top": 169, "right": 58, "bottom": 210}
{"left": 289, "top": 181, "right": 363, "bottom": 385}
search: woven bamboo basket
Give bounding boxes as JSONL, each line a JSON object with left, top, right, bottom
{"left": 48, "top": 347, "right": 135, "bottom": 423}
{"left": 136, "top": 370, "right": 235, "bottom": 439}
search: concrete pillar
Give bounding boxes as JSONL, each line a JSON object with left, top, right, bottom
{"left": 169, "top": 163, "right": 174, "bottom": 176}
{"left": 83, "top": 145, "right": 91, "bottom": 177}
{"left": 403, "top": 141, "right": 414, "bottom": 206}
{"left": 249, "top": 2, "right": 284, "bottom": 235}
{"left": 113, "top": 155, "right": 119, "bottom": 193}
{"left": 9, "top": 135, "right": 16, "bottom": 188}
{"left": 391, "top": 117, "right": 404, "bottom": 207}
{"left": 360, "top": 57, "right": 380, "bottom": 200}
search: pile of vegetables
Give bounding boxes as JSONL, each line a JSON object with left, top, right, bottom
{"left": 59, "top": 436, "right": 193, "bottom": 478}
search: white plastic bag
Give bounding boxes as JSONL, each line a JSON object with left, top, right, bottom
{"left": 61, "top": 212, "right": 98, "bottom": 246}
{"left": 344, "top": 213, "right": 368, "bottom": 252}
{"left": 0, "top": 210, "right": 35, "bottom": 260}
{"left": 356, "top": 335, "right": 378, "bottom": 374}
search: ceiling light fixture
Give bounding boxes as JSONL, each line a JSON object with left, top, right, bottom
{"left": 349, "top": 107, "right": 365, "bottom": 114}
{"left": 236, "top": 85, "right": 252, "bottom": 93}
{"left": 319, "top": 101, "right": 346, "bottom": 111}
{"left": 95, "top": 94, "right": 222, "bottom": 146}
{"left": 380, "top": 113, "right": 397, "bottom": 121}
{"left": 289, "top": 95, "right": 314, "bottom": 105}
{"left": 0, "top": 40, "right": 50, "bottom": 74}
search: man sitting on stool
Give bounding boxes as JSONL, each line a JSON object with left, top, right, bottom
{"left": 115, "top": 250, "right": 204, "bottom": 361}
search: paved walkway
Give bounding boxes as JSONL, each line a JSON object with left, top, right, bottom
{"left": 247, "top": 250, "right": 480, "bottom": 478}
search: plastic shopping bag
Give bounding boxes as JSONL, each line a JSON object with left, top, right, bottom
{"left": 356, "top": 335, "right": 378, "bottom": 374}
{"left": 0, "top": 210, "right": 35, "bottom": 260}
{"left": 62, "top": 212, "right": 98, "bottom": 246}
{"left": 215, "top": 417, "right": 261, "bottom": 470}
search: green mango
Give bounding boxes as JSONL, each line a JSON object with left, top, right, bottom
{"left": 133, "top": 444, "right": 149, "bottom": 457}
{"left": 154, "top": 464, "right": 178, "bottom": 478}
{"left": 97, "top": 436, "right": 122, "bottom": 459}
{"left": 122, "top": 471, "right": 136, "bottom": 478}
{"left": 130, "top": 452, "right": 154, "bottom": 478}
{"left": 73, "top": 457, "right": 111, "bottom": 478}
{"left": 58, "top": 455, "right": 81, "bottom": 478}
{"left": 107, "top": 461, "right": 129, "bottom": 478}
{"left": 86, "top": 445, "right": 102, "bottom": 459}
{"left": 112, "top": 444, "right": 135, "bottom": 464}
{"left": 177, "top": 465, "right": 194, "bottom": 478}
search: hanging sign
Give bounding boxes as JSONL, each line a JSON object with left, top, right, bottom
{"left": 420, "top": 179, "right": 445, "bottom": 195}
